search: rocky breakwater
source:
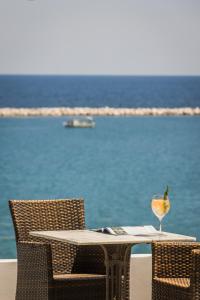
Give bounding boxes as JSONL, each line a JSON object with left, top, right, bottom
{"left": 0, "top": 107, "right": 200, "bottom": 117}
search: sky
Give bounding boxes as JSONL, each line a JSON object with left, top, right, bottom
{"left": 0, "top": 0, "right": 200, "bottom": 75}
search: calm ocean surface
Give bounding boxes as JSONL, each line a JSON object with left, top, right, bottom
{"left": 0, "top": 75, "right": 200, "bottom": 108}
{"left": 0, "top": 75, "right": 200, "bottom": 258}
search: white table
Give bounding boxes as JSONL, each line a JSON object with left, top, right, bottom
{"left": 30, "top": 229, "right": 195, "bottom": 300}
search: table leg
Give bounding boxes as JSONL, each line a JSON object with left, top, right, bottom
{"left": 100, "top": 244, "right": 132, "bottom": 300}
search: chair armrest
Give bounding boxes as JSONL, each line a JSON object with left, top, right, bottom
{"left": 190, "top": 249, "right": 200, "bottom": 299}
{"left": 16, "top": 241, "right": 54, "bottom": 300}
{"left": 152, "top": 242, "right": 200, "bottom": 278}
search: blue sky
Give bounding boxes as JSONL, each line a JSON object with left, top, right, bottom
{"left": 0, "top": 0, "right": 200, "bottom": 75}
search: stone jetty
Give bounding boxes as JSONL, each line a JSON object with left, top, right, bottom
{"left": 0, "top": 107, "right": 200, "bottom": 117}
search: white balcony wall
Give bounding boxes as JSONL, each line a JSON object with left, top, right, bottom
{"left": 130, "top": 254, "right": 152, "bottom": 300}
{"left": 0, "top": 259, "right": 17, "bottom": 300}
{"left": 0, "top": 254, "right": 152, "bottom": 300}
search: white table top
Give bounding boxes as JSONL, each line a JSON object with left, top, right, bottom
{"left": 30, "top": 229, "right": 196, "bottom": 246}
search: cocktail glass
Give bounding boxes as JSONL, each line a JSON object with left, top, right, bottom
{"left": 151, "top": 195, "right": 170, "bottom": 232}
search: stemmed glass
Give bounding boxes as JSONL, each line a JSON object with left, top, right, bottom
{"left": 151, "top": 195, "right": 170, "bottom": 232}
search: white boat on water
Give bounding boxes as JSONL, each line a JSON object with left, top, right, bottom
{"left": 63, "top": 117, "right": 95, "bottom": 128}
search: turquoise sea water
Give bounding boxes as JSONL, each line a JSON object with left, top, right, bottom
{"left": 0, "top": 116, "right": 200, "bottom": 258}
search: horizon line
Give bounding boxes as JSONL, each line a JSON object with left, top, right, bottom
{"left": 0, "top": 73, "right": 200, "bottom": 77}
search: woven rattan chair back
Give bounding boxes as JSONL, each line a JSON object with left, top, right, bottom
{"left": 152, "top": 241, "right": 200, "bottom": 300}
{"left": 9, "top": 199, "right": 86, "bottom": 275}
{"left": 152, "top": 241, "right": 200, "bottom": 278}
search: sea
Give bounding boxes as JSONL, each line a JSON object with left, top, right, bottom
{"left": 0, "top": 75, "right": 200, "bottom": 258}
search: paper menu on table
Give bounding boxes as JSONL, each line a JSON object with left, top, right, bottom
{"left": 121, "top": 225, "right": 163, "bottom": 236}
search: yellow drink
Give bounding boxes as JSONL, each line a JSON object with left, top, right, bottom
{"left": 151, "top": 198, "right": 170, "bottom": 220}
{"left": 151, "top": 195, "right": 170, "bottom": 232}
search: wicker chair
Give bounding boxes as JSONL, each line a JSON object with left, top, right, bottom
{"left": 9, "top": 199, "right": 106, "bottom": 300}
{"left": 152, "top": 241, "right": 200, "bottom": 300}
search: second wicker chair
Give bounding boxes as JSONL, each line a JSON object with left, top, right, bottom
{"left": 9, "top": 199, "right": 106, "bottom": 300}
{"left": 152, "top": 241, "right": 200, "bottom": 300}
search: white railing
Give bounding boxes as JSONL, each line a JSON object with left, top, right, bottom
{"left": 0, "top": 254, "right": 152, "bottom": 300}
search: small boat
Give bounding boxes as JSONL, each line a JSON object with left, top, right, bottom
{"left": 63, "top": 117, "right": 95, "bottom": 128}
